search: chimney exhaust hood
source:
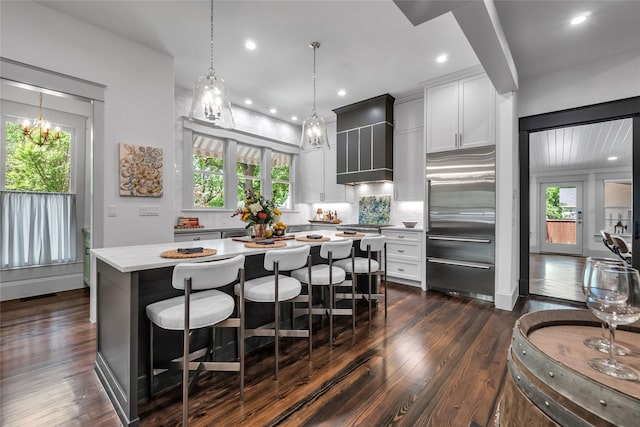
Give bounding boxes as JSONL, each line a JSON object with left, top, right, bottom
{"left": 333, "top": 94, "right": 394, "bottom": 185}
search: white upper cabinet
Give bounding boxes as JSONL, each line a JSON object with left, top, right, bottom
{"left": 299, "top": 121, "right": 353, "bottom": 203}
{"left": 393, "top": 97, "right": 424, "bottom": 201}
{"left": 426, "top": 73, "right": 495, "bottom": 153}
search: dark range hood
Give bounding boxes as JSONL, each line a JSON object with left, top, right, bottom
{"left": 332, "top": 94, "right": 394, "bottom": 185}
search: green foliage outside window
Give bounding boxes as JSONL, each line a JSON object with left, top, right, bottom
{"left": 271, "top": 160, "right": 290, "bottom": 208}
{"left": 545, "top": 187, "right": 562, "bottom": 219}
{"left": 193, "top": 154, "right": 224, "bottom": 207}
{"left": 4, "top": 122, "right": 71, "bottom": 193}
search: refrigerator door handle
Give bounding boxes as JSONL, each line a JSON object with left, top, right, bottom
{"left": 427, "top": 236, "right": 492, "bottom": 244}
{"left": 426, "top": 179, "right": 431, "bottom": 231}
{"left": 427, "top": 257, "right": 492, "bottom": 270}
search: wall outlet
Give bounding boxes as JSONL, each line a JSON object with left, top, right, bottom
{"left": 107, "top": 205, "right": 117, "bottom": 217}
{"left": 139, "top": 206, "right": 159, "bottom": 216}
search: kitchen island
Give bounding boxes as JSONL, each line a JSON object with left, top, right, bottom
{"left": 91, "top": 229, "right": 373, "bottom": 427}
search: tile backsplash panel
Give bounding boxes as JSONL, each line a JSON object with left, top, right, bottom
{"left": 359, "top": 195, "right": 391, "bottom": 224}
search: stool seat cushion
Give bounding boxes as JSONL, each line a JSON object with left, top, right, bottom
{"left": 146, "top": 290, "right": 235, "bottom": 331}
{"left": 236, "top": 275, "right": 301, "bottom": 302}
{"left": 291, "top": 265, "right": 346, "bottom": 285}
{"left": 334, "top": 258, "right": 380, "bottom": 274}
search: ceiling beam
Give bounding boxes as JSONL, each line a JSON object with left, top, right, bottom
{"left": 393, "top": 0, "right": 518, "bottom": 93}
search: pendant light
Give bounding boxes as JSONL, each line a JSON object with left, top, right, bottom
{"left": 189, "top": 0, "right": 235, "bottom": 129}
{"left": 20, "top": 92, "right": 62, "bottom": 147}
{"left": 300, "top": 42, "right": 329, "bottom": 150}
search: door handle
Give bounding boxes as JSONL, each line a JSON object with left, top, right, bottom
{"left": 577, "top": 210, "right": 582, "bottom": 224}
{"left": 635, "top": 221, "right": 640, "bottom": 240}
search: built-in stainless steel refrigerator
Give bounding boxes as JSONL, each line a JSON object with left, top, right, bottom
{"left": 425, "top": 145, "right": 495, "bottom": 301}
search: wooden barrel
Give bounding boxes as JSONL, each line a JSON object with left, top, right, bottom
{"left": 499, "top": 309, "right": 640, "bottom": 426}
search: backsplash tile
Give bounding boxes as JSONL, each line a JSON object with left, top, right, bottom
{"left": 359, "top": 195, "right": 391, "bottom": 224}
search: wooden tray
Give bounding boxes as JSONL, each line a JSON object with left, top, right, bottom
{"left": 296, "top": 236, "right": 330, "bottom": 242}
{"left": 232, "top": 235, "right": 295, "bottom": 243}
{"left": 244, "top": 241, "right": 287, "bottom": 249}
{"left": 308, "top": 220, "right": 342, "bottom": 224}
{"left": 160, "top": 248, "right": 217, "bottom": 259}
{"left": 335, "top": 232, "right": 365, "bottom": 238}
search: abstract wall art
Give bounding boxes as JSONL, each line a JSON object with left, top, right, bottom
{"left": 119, "top": 143, "right": 163, "bottom": 197}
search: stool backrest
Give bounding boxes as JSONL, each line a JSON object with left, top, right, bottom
{"left": 264, "top": 245, "right": 310, "bottom": 271}
{"left": 601, "top": 230, "right": 615, "bottom": 246}
{"left": 360, "top": 235, "right": 385, "bottom": 252}
{"left": 320, "top": 239, "right": 353, "bottom": 260}
{"left": 172, "top": 255, "right": 245, "bottom": 290}
{"left": 613, "top": 236, "right": 630, "bottom": 255}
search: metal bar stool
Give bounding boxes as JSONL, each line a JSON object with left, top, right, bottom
{"left": 334, "top": 235, "right": 387, "bottom": 323}
{"left": 236, "top": 245, "right": 312, "bottom": 380}
{"left": 292, "top": 239, "right": 354, "bottom": 346}
{"left": 145, "top": 254, "right": 245, "bottom": 426}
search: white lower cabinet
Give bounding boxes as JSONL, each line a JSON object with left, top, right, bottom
{"left": 174, "top": 231, "right": 222, "bottom": 242}
{"left": 383, "top": 229, "right": 424, "bottom": 288}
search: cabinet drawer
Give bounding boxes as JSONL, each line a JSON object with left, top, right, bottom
{"left": 386, "top": 259, "right": 420, "bottom": 280}
{"left": 383, "top": 230, "right": 421, "bottom": 241}
{"left": 174, "top": 232, "right": 221, "bottom": 242}
{"left": 386, "top": 242, "right": 420, "bottom": 259}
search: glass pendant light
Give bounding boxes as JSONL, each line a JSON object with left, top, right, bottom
{"left": 189, "top": 0, "right": 235, "bottom": 129}
{"left": 300, "top": 42, "right": 329, "bottom": 150}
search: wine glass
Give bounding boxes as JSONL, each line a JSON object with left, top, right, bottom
{"left": 582, "top": 257, "right": 629, "bottom": 355}
{"left": 586, "top": 264, "right": 640, "bottom": 380}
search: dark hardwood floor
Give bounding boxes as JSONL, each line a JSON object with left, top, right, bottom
{"left": 1, "top": 284, "right": 578, "bottom": 427}
{"left": 529, "top": 253, "right": 586, "bottom": 302}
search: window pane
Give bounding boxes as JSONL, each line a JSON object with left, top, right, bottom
{"left": 193, "top": 154, "right": 223, "bottom": 173}
{"left": 271, "top": 152, "right": 290, "bottom": 180}
{"left": 4, "top": 121, "right": 71, "bottom": 192}
{"left": 272, "top": 182, "right": 290, "bottom": 208}
{"left": 238, "top": 178, "right": 261, "bottom": 203}
{"left": 194, "top": 173, "right": 224, "bottom": 207}
{"left": 237, "top": 144, "right": 260, "bottom": 177}
{"left": 604, "top": 181, "right": 632, "bottom": 234}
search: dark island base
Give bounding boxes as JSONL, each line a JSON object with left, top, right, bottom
{"left": 95, "top": 247, "right": 379, "bottom": 427}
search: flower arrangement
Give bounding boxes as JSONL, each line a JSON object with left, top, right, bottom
{"left": 231, "top": 192, "right": 281, "bottom": 227}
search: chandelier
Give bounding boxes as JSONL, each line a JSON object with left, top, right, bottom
{"left": 300, "top": 42, "right": 329, "bottom": 150}
{"left": 20, "top": 93, "right": 62, "bottom": 146}
{"left": 189, "top": 0, "right": 235, "bottom": 129}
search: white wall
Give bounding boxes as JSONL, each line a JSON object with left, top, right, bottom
{"left": 1, "top": 1, "right": 175, "bottom": 248}
{"left": 518, "top": 49, "right": 640, "bottom": 118}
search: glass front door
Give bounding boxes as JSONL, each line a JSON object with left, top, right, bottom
{"left": 540, "top": 182, "right": 583, "bottom": 255}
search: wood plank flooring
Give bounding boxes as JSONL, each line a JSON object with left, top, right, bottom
{"left": 529, "top": 253, "right": 586, "bottom": 302}
{"left": 1, "top": 284, "right": 579, "bottom": 427}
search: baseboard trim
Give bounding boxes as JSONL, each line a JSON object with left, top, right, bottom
{"left": 0, "top": 273, "right": 85, "bottom": 301}
{"left": 495, "top": 286, "right": 519, "bottom": 311}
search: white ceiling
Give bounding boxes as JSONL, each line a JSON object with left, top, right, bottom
{"left": 529, "top": 118, "right": 633, "bottom": 174}
{"left": 34, "top": 0, "right": 640, "bottom": 126}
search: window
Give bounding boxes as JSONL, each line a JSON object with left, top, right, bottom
{"left": 604, "top": 180, "right": 632, "bottom": 234}
{"left": 236, "top": 143, "right": 261, "bottom": 203}
{"left": 271, "top": 151, "right": 291, "bottom": 209}
{"left": 4, "top": 121, "right": 72, "bottom": 192}
{"left": 192, "top": 134, "right": 225, "bottom": 208}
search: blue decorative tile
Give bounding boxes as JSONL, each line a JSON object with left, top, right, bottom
{"left": 359, "top": 195, "right": 391, "bottom": 224}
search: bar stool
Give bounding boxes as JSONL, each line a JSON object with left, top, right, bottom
{"left": 145, "top": 254, "right": 245, "bottom": 426}
{"left": 291, "top": 239, "right": 354, "bottom": 346}
{"left": 334, "top": 235, "right": 387, "bottom": 323}
{"left": 236, "top": 245, "right": 312, "bottom": 380}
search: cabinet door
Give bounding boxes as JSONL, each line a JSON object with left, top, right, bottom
{"left": 426, "top": 81, "right": 458, "bottom": 153}
{"left": 459, "top": 74, "right": 495, "bottom": 149}
{"left": 299, "top": 149, "right": 325, "bottom": 203}
{"left": 323, "top": 144, "right": 348, "bottom": 202}
{"left": 394, "top": 98, "right": 424, "bottom": 201}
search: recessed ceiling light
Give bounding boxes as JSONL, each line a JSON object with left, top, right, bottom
{"left": 436, "top": 54, "right": 448, "bottom": 63}
{"left": 269, "top": 108, "right": 277, "bottom": 114}
{"left": 608, "top": 156, "right": 619, "bottom": 161}
{"left": 570, "top": 11, "right": 591, "bottom": 25}
{"left": 244, "top": 99, "right": 253, "bottom": 105}
{"left": 245, "top": 39, "right": 257, "bottom": 50}
{"left": 291, "top": 115, "right": 298, "bottom": 121}
{"left": 338, "top": 89, "right": 346, "bottom": 97}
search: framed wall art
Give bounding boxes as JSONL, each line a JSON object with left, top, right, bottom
{"left": 119, "top": 143, "right": 163, "bottom": 197}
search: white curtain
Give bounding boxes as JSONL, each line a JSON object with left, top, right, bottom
{"left": 1, "top": 191, "right": 77, "bottom": 269}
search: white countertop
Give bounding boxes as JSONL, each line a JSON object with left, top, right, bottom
{"left": 92, "top": 229, "right": 376, "bottom": 273}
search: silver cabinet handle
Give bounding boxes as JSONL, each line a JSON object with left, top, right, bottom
{"left": 193, "top": 236, "right": 201, "bottom": 241}
{"left": 427, "top": 236, "right": 491, "bottom": 243}
{"left": 398, "top": 234, "right": 405, "bottom": 238}
{"left": 398, "top": 249, "right": 405, "bottom": 253}
{"left": 459, "top": 132, "right": 462, "bottom": 146}
{"left": 454, "top": 133, "right": 457, "bottom": 148}
{"left": 427, "top": 257, "right": 491, "bottom": 270}
{"left": 398, "top": 268, "right": 405, "bottom": 272}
